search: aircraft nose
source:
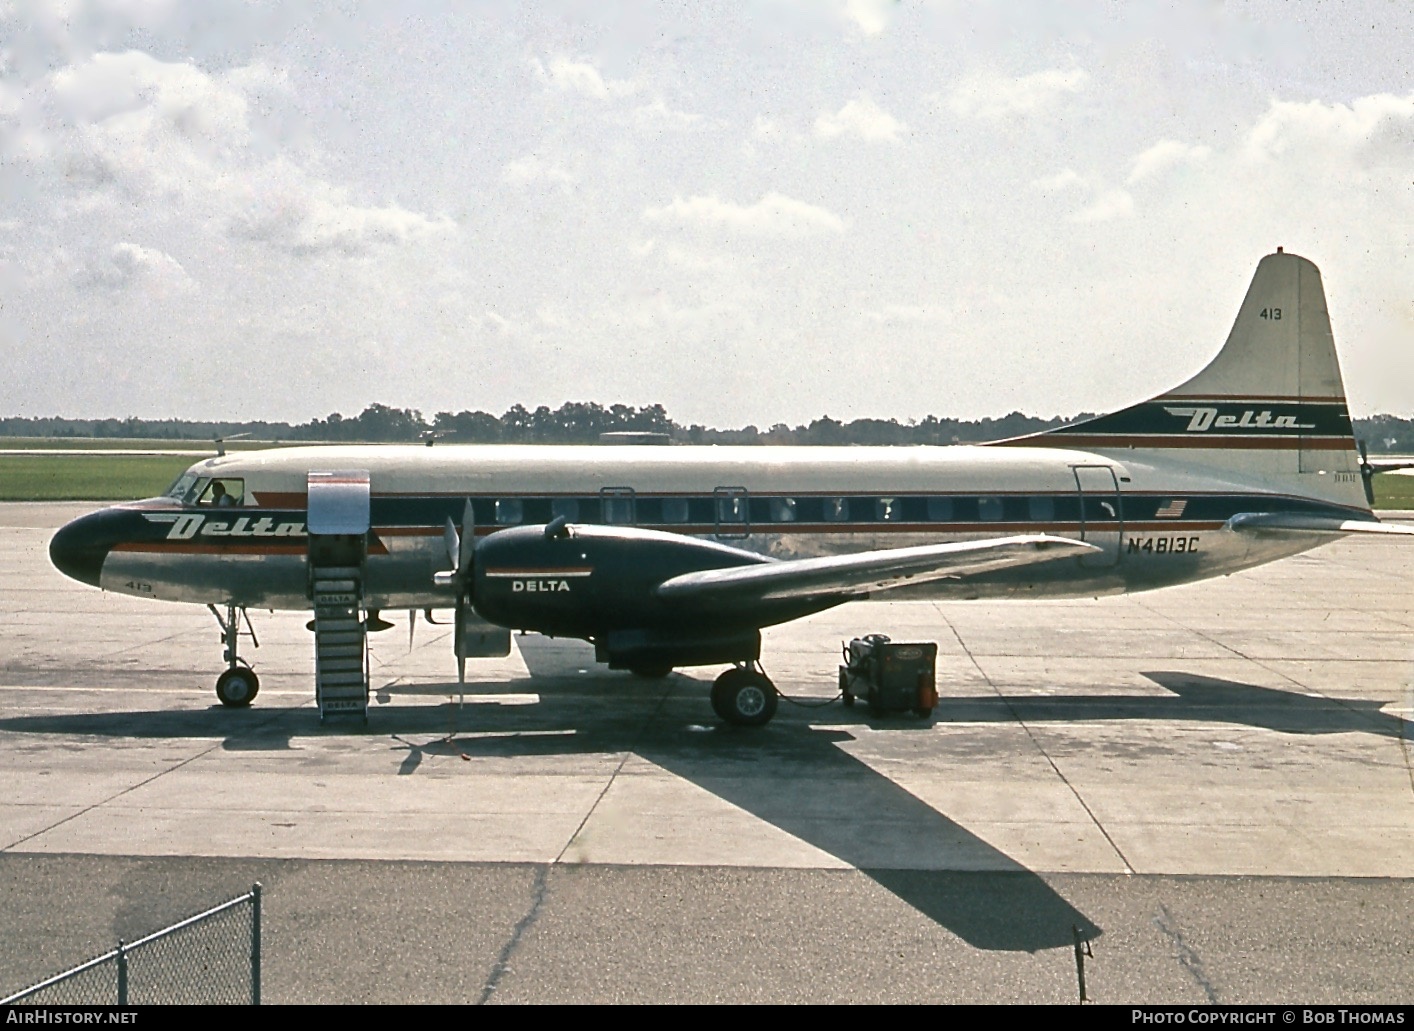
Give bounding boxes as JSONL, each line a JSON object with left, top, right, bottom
{"left": 49, "top": 508, "right": 124, "bottom": 587}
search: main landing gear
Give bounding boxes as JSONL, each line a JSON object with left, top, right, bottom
{"left": 711, "top": 664, "right": 778, "bottom": 727}
{"left": 209, "top": 603, "right": 259, "bottom": 708}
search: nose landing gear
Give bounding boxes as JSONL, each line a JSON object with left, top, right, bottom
{"left": 209, "top": 603, "right": 260, "bottom": 708}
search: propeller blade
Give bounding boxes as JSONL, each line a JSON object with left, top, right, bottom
{"left": 458, "top": 498, "right": 476, "bottom": 575}
{"left": 443, "top": 517, "right": 460, "bottom": 570}
{"left": 408, "top": 608, "right": 416, "bottom": 652}
{"left": 1359, "top": 440, "right": 1376, "bottom": 505}
{"left": 455, "top": 600, "right": 467, "bottom": 685}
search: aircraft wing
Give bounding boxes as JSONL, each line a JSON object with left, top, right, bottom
{"left": 1225, "top": 513, "right": 1414, "bottom": 537}
{"left": 655, "top": 534, "right": 1097, "bottom": 604}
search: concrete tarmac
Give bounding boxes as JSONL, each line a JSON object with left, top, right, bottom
{"left": 2, "top": 503, "right": 1412, "bottom": 1004}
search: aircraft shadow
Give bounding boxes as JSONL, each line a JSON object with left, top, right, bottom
{"left": 6, "top": 658, "right": 1405, "bottom": 952}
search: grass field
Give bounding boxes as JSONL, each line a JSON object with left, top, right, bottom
{"left": 0, "top": 437, "right": 282, "bottom": 451}
{"left": 0, "top": 455, "right": 196, "bottom": 501}
{"left": 4, "top": 445, "right": 1413, "bottom": 508}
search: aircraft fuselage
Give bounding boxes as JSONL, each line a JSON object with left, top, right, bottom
{"left": 50, "top": 441, "right": 1364, "bottom": 613}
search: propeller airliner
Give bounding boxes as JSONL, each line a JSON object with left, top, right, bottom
{"left": 49, "top": 250, "right": 1414, "bottom": 725}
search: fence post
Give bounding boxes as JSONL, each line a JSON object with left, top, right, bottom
{"left": 251, "top": 883, "right": 262, "bottom": 1006}
{"left": 116, "top": 940, "right": 127, "bottom": 1006}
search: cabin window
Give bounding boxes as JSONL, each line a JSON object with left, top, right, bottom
{"left": 770, "top": 497, "right": 797, "bottom": 522}
{"left": 661, "top": 498, "right": 690, "bottom": 523}
{"left": 550, "top": 498, "right": 579, "bottom": 521}
{"left": 714, "top": 487, "right": 749, "bottom": 538}
{"left": 495, "top": 499, "right": 523, "bottom": 525}
{"left": 926, "top": 497, "right": 954, "bottom": 522}
{"left": 715, "top": 491, "right": 747, "bottom": 523}
{"left": 1029, "top": 496, "right": 1056, "bottom": 521}
{"left": 824, "top": 497, "right": 850, "bottom": 522}
{"left": 977, "top": 496, "right": 1004, "bottom": 523}
{"left": 198, "top": 478, "right": 244, "bottom": 507}
{"left": 875, "top": 497, "right": 899, "bottom": 521}
{"left": 601, "top": 487, "right": 636, "bottom": 525}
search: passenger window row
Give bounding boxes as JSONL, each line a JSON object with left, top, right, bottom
{"left": 474, "top": 493, "right": 1099, "bottom": 527}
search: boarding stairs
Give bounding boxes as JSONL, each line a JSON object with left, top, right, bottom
{"left": 306, "top": 470, "right": 373, "bottom": 723}
{"left": 311, "top": 565, "right": 368, "bottom": 720}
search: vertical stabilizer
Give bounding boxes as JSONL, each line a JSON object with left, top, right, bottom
{"left": 1012, "top": 250, "right": 1367, "bottom": 510}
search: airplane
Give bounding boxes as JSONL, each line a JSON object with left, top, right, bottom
{"left": 48, "top": 249, "right": 1414, "bottom": 726}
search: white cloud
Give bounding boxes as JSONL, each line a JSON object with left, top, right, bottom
{"left": 27, "top": 51, "right": 454, "bottom": 256}
{"left": 75, "top": 240, "right": 194, "bottom": 293}
{"left": 473, "top": 310, "right": 519, "bottom": 336}
{"left": 643, "top": 192, "right": 846, "bottom": 236}
{"left": 230, "top": 167, "right": 454, "bottom": 255}
{"left": 1030, "top": 168, "right": 1086, "bottom": 193}
{"left": 839, "top": 0, "right": 896, "bottom": 37}
{"left": 632, "top": 98, "right": 702, "bottom": 129}
{"left": 945, "top": 67, "right": 1089, "bottom": 120}
{"left": 753, "top": 115, "right": 783, "bottom": 140}
{"left": 861, "top": 304, "right": 951, "bottom": 326}
{"left": 1031, "top": 169, "right": 1132, "bottom": 222}
{"left": 502, "top": 154, "right": 575, "bottom": 188}
{"left": 1245, "top": 92, "right": 1414, "bottom": 162}
{"left": 814, "top": 95, "right": 906, "bottom": 142}
{"left": 1128, "top": 140, "right": 1211, "bottom": 183}
{"left": 532, "top": 56, "right": 636, "bottom": 100}
{"left": 51, "top": 50, "right": 250, "bottom": 146}
{"left": 1071, "top": 188, "right": 1134, "bottom": 223}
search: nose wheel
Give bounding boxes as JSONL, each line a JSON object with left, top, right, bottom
{"left": 711, "top": 665, "right": 778, "bottom": 727}
{"left": 209, "top": 603, "right": 260, "bottom": 708}
{"left": 216, "top": 666, "right": 260, "bottom": 707}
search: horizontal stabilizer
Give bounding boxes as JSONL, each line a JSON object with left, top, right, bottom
{"left": 656, "top": 534, "right": 1097, "bottom": 604}
{"left": 1366, "top": 460, "right": 1414, "bottom": 475}
{"left": 1225, "top": 513, "right": 1414, "bottom": 537}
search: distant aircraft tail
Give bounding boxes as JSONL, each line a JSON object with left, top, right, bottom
{"left": 1010, "top": 249, "right": 1369, "bottom": 511}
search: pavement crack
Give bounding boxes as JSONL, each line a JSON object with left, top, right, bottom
{"left": 478, "top": 865, "right": 548, "bottom": 1005}
{"left": 1154, "top": 904, "right": 1219, "bottom": 1004}
{"left": 2, "top": 740, "right": 224, "bottom": 853}
{"left": 554, "top": 677, "right": 677, "bottom": 864}
{"left": 937, "top": 608, "right": 1135, "bottom": 875}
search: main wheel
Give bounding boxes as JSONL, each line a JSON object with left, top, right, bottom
{"left": 710, "top": 668, "right": 778, "bottom": 727}
{"left": 216, "top": 667, "right": 259, "bottom": 708}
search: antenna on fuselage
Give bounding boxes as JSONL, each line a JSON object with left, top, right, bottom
{"left": 213, "top": 432, "right": 251, "bottom": 457}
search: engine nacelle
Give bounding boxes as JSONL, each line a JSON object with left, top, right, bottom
{"left": 471, "top": 523, "right": 767, "bottom": 639}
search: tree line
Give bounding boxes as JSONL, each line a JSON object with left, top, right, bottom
{"left": 3, "top": 403, "right": 1414, "bottom": 452}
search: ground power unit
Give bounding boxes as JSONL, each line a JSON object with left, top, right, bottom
{"left": 838, "top": 634, "right": 938, "bottom": 718}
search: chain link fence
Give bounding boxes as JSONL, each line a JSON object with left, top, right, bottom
{"left": 2, "top": 884, "right": 261, "bottom": 1006}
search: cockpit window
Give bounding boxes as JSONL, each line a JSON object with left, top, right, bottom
{"left": 165, "top": 472, "right": 200, "bottom": 502}
{"left": 198, "top": 478, "right": 244, "bottom": 507}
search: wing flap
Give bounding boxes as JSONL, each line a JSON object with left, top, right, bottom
{"left": 1226, "top": 513, "right": 1414, "bottom": 536}
{"left": 656, "top": 534, "right": 1098, "bottom": 604}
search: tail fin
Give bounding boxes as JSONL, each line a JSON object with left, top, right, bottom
{"left": 1017, "top": 249, "right": 1367, "bottom": 510}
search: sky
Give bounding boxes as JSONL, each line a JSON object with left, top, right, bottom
{"left": 2, "top": 0, "right": 1412, "bottom": 427}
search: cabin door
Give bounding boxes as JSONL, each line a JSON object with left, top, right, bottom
{"left": 306, "top": 470, "right": 372, "bottom": 574}
{"left": 714, "top": 486, "right": 750, "bottom": 539}
{"left": 1071, "top": 465, "right": 1123, "bottom": 568}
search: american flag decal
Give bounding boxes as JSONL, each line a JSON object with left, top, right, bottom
{"left": 1155, "top": 499, "right": 1188, "bottom": 519}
